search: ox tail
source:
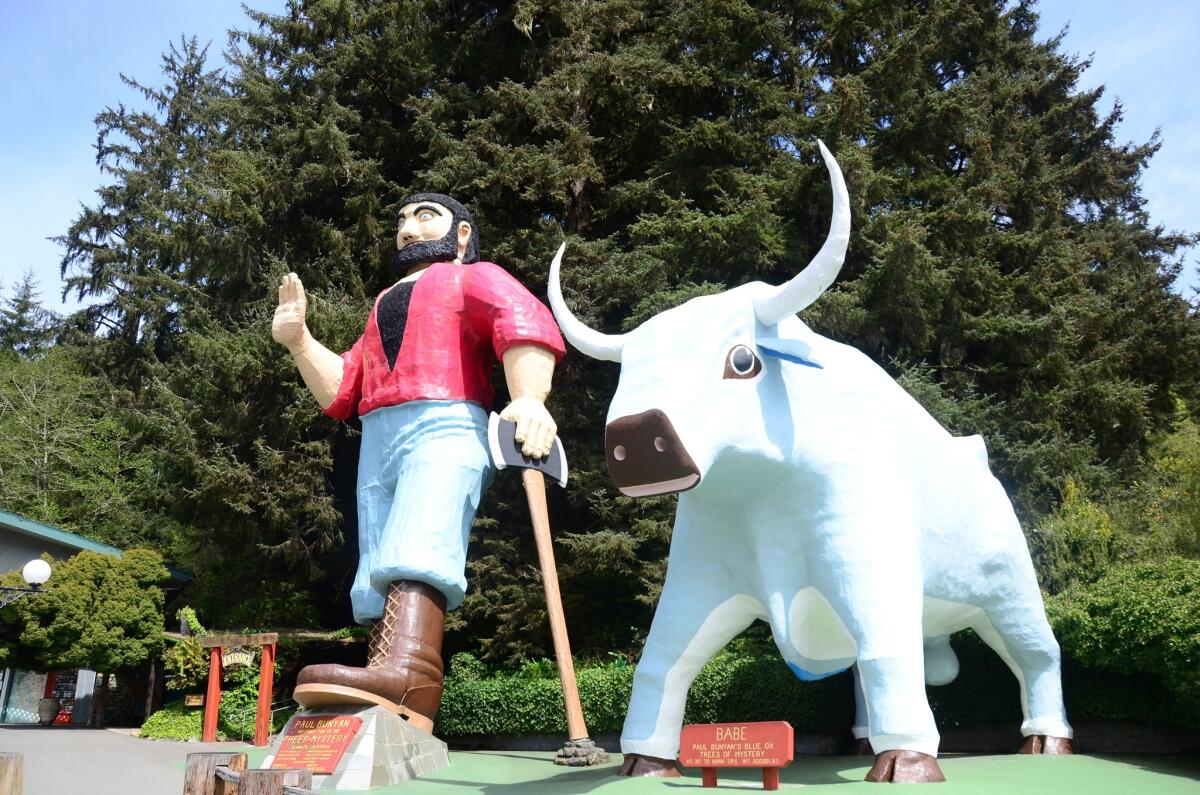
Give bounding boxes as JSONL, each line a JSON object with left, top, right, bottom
{"left": 923, "top": 635, "right": 960, "bottom": 686}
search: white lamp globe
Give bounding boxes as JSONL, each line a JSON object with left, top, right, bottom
{"left": 22, "top": 559, "right": 51, "bottom": 587}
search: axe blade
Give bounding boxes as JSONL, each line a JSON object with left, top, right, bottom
{"left": 488, "top": 412, "right": 569, "bottom": 487}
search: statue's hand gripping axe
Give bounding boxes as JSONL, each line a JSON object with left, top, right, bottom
{"left": 488, "top": 414, "right": 609, "bottom": 766}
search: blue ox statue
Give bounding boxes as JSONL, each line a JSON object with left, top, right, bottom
{"left": 547, "top": 142, "right": 1073, "bottom": 783}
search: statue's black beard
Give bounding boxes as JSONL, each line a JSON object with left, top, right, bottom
{"left": 390, "top": 231, "right": 459, "bottom": 278}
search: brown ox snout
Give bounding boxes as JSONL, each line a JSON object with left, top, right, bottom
{"left": 605, "top": 409, "right": 701, "bottom": 497}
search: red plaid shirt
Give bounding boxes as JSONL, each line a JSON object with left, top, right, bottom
{"left": 323, "top": 261, "right": 566, "bottom": 421}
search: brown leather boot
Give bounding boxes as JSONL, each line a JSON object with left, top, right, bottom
{"left": 296, "top": 580, "right": 447, "bottom": 723}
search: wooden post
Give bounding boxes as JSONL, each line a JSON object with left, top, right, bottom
{"left": 236, "top": 769, "right": 312, "bottom": 795}
{"left": 701, "top": 767, "right": 718, "bottom": 788}
{"left": 146, "top": 658, "right": 164, "bottom": 719}
{"left": 0, "top": 752, "right": 22, "bottom": 795}
{"left": 763, "top": 766, "right": 780, "bottom": 790}
{"left": 253, "top": 643, "right": 275, "bottom": 746}
{"left": 182, "top": 751, "right": 247, "bottom": 795}
{"left": 93, "top": 672, "right": 111, "bottom": 728}
{"left": 202, "top": 648, "right": 223, "bottom": 743}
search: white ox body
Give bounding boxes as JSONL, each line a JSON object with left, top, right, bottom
{"left": 548, "top": 142, "right": 1071, "bottom": 767}
{"left": 602, "top": 294, "right": 1070, "bottom": 760}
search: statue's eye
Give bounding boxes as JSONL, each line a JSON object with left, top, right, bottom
{"left": 723, "top": 344, "right": 761, "bottom": 379}
{"left": 419, "top": 211, "right": 434, "bottom": 222}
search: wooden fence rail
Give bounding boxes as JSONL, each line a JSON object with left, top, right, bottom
{"left": 184, "top": 752, "right": 316, "bottom": 795}
{"left": 0, "top": 752, "right": 21, "bottom": 795}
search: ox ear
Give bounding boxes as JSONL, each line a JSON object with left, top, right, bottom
{"left": 756, "top": 336, "right": 824, "bottom": 370}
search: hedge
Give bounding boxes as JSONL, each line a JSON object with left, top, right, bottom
{"left": 141, "top": 661, "right": 293, "bottom": 741}
{"left": 139, "top": 702, "right": 204, "bottom": 740}
{"left": 437, "top": 557, "right": 1199, "bottom": 737}
{"left": 1046, "top": 556, "right": 1199, "bottom": 719}
{"left": 142, "top": 558, "right": 1197, "bottom": 739}
{"left": 437, "top": 647, "right": 853, "bottom": 739}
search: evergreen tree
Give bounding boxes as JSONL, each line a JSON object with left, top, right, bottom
{"left": 57, "top": 37, "right": 229, "bottom": 386}
{"left": 0, "top": 347, "right": 177, "bottom": 551}
{"left": 0, "top": 271, "right": 56, "bottom": 357}
{"left": 53, "top": 0, "right": 1200, "bottom": 657}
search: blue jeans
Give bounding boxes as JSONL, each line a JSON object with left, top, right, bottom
{"left": 350, "top": 401, "right": 494, "bottom": 623}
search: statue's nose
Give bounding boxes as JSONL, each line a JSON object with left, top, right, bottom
{"left": 605, "top": 409, "right": 700, "bottom": 496}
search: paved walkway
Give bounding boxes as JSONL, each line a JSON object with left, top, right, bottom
{"left": 0, "top": 725, "right": 253, "bottom": 795}
{"left": 2, "top": 727, "right": 1198, "bottom": 795}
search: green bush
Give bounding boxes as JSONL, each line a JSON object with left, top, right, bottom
{"left": 439, "top": 564, "right": 1200, "bottom": 738}
{"left": 162, "top": 635, "right": 209, "bottom": 692}
{"left": 144, "top": 650, "right": 289, "bottom": 741}
{"left": 1134, "top": 416, "right": 1200, "bottom": 559}
{"left": 436, "top": 647, "right": 853, "bottom": 738}
{"left": 1047, "top": 556, "right": 1200, "bottom": 719}
{"left": 177, "top": 606, "right": 206, "bottom": 635}
{"left": 1029, "top": 479, "right": 1125, "bottom": 593}
{"left": 140, "top": 702, "right": 204, "bottom": 740}
{"left": 437, "top": 660, "right": 633, "bottom": 737}
{"left": 218, "top": 659, "right": 291, "bottom": 740}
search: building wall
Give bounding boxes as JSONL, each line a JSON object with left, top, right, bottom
{"left": 0, "top": 530, "right": 75, "bottom": 574}
{"left": 1, "top": 670, "right": 46, "bottom": 724}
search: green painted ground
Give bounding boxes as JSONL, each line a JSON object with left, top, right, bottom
{"left": 244, "top": 749, "right": 1200, "bottom": 794}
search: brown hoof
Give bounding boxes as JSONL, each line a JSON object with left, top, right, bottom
{"left": 865, "top": 750, "right": 945, "bottom": 783}
{"left": 853, "top": 737, "right": 874, "bottom": 755}
{"left": 1018, "top": 735, "right": 1074, "bottom": 754}
{"left": 615, "top": 753, "right": 682, "bottom": 777}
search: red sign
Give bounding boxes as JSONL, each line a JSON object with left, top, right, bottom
{"left": 271, "top": 715, "right": 362, "bottom": 774}
{"left": 680, "top": 721, "right": 794, "bottom": 768}
{"left": 680, "top": 721, "right": 794, "bottom": 790}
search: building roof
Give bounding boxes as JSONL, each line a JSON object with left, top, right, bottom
{"left": 0, "top": 508, "right": 190, "bottom": 584}
{"left": 0, "top": 508, "right": 125, "bottom": 557}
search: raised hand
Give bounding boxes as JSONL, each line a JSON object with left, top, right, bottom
{"left": 272, "top": 272, "right": 309, "bottom": 350}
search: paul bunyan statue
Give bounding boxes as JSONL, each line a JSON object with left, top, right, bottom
{"left": 272, "top": 194, "right": 565, "bottom": 732}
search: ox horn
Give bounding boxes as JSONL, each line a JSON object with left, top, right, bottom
{"left": 753, "top": 139, "right": 851, "bottom": 325}
{"left": 548, "top": 243, "right": 626, "bottom": 362}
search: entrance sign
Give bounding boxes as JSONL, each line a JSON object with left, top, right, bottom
{"left": 679, "top": 721, "right": 794, "bottom": 790}
{"left": 270, "top": 715, "right": 363, "bottom": 774}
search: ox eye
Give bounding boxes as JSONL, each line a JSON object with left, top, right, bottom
{"left": 723, "top": 344, "right": 761, "bottom": 379}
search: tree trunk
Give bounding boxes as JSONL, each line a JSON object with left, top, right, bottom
{"left": 145, "top": 659, "right": 164, "bottom": 720}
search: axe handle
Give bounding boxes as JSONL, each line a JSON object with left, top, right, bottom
{"left": 521, "top": 468, "right": 590, "bottom": 742}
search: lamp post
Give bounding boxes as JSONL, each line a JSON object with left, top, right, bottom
{"left": 0, "top": 559, "right": 52, "bottom": 609}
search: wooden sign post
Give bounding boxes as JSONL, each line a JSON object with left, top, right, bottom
{"left": 199, "top": 633, "right": 278, "bottom": 745}
{"left": 679, "top": 721, "right": 794, "bottom": 791}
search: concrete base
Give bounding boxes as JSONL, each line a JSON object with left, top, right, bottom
{"left": 263, "top": 705, "right": 449, "bottom": 790}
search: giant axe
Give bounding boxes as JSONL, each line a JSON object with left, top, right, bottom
{"left": 488, "top": 413, "right": 609, "bottom": 766}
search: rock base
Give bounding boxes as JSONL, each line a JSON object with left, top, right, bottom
{"left": 554, "top": 737, "right": 610, "bottom": 767}
{"left": 264, "top": 705, "right": 449, "bottom": 790}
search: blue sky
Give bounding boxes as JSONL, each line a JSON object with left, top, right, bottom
{"left": 1, "top": 0, "right": 1196, "bottom": 314}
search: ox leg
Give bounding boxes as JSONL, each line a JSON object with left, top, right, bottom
{"left": 814, "top": 526, "right": 944, "bottom": 782}
{"left": 619, "top": 563, "right": 760, "bottom": 776}
{"left": 973, "top": 607, "right": 1073, "bottom": 753}
{"left": 851, "top": 664, "right": 872, "bottom": 754}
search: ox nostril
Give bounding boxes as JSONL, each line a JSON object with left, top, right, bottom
{"left": 654, "top": 437, "right": 666, "bottom": 452}
{"left": 613, "top": 445, "right": 627, "bottom": 461}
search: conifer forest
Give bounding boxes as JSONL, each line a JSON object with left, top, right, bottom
{"left": 1, "top": 0, "right": 1197, "bottom": 665}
